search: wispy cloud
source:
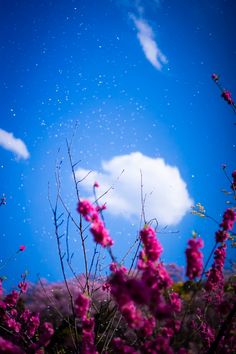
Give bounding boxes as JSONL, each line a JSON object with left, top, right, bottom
{"left": 0, "top": 128, "right": 30, "bottom": 160}
{"left": 131, "top": 15, "right": 167, "bottom": 70}
{"left": 75, "top": 152, "right": 193, "bottom": 226}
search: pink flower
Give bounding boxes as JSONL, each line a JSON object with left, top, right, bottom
{"left": 215, "top": 207, "right": 236, "bottom": 242}
{"left": 9, "top": 308, "right": 17, "bottom": 317}
{"left": 5, "top": 290, "right": 19, "bottom": 307}
{"left": 5, "top": 317, "right": 21, "bottom": 333}
{"left": 75, "top": 293, "right": 90, "bottom": 320}
{"left": 142, "top": 335, "right": 174, "bottom": 354}
{"left": 20, "top": 309, "right": 31, "bottom": 322}
{"left": 81, "top": 317, "right": 97, "bottom": 354}
{"left": 198, "top": 321, "right": 215, "bottom": 348}
{"left": 205, "top": 244, "right": 226, "bottom": 293}
{"left": 156, "top": 263, "right": 173, "bottom": 289}
{"left": 141, "top": 262, "right": 173, "bottom": 292}
{"left": 77, "top": 200, "right": 97, "bottom": 222}
{"left": 221, "top": 90, "right": 234, "bottom": 105}
{"left": 109, "top": 266, "right": 129, "bottom": 307}
{"left": 90, "top": 219, "right": 114, "bottom": 247}
{"left": 121, "top": 301, "right": 144, "bottom": 329}
{"left": 77, "top": 199, "right": 114, "bottom": 247}
{"left": 231, "top": 170, "right": 236, "bottom": 190}
{"left": 110, "top": 262, "right": 120, "bottom": 272}
{"left": 93, "top": 181, "right": 99, "bottom": 188}
{"left": 0, "top": 337, "right": 23, "bottom": 353}
{"left": 220, "top": 208, "right": 236, "bottom": 231}
{"left": 185, "top": 238, "right": 204, "bottom": 280}
{"left": 140, "top": 316, "right": 156, "bottom": 337}
{"left": 19, "top": 245, "right": 26, "bottom": 252}
{"left": 102, "top": 282, "right": 111, "bottom": 292}
{"left": 169, "top": 292, "right": 182, "bottom": 312}
{"left": 96, "top": 203, "right": 106, "bottom": 212}
{"left": 113, "top": 337, "right": 139, "bottom": 354}
{"left": 215, "top": 229, "right": 229, "bottom": 243}
{"left": 27, "top": 313, "right": 40, "bottom": 337}
{"left": 18, "top": 281, "right": 28, "bottom": 293}
{"left": 39, "top": 322, "right": 54, "bottom": 347}
{"left": 211, "top": 73, "right": 219, "bottom": 81}
{"left": 140, "top": 225, "right": 163, "bottom": 262}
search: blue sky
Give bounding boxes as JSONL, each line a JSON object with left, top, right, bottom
{"left": 0, "top": 0, "right": 235, "bottom": 288}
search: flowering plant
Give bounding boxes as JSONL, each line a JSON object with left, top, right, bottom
{"left": 0, "top": 75, "right": 235, "bottom": 353}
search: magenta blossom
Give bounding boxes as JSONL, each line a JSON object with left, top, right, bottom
{"left": 77, "top": 199, "right": 114, "bottom": 247}
{"left": 0, "top": 337, "right": 23, "bottom": 353}
{"left": 185, "top": 237, "right": 204, "bottom": 280}
{"left": 75, "top": 293, "right": 90, "bottom": 320}
{"left": 221, "top": 90, "right": 234, "bottom": 105}
{"left": 205, "top": 244, "right": 226, "bottom": 293}
{"left": 18, "top": 281, "right": 28, "bottom": 293}
{"left": 140, "top": 225, "right": 163, "bottom": 262}
{"left": 231, "top": 170, "right": 236, "bottom": 190}
{"left": 19, "top": 245, "right": 26, "bottom": 252}
{"left": 39, "top": 322, "right": 54, "bottom": 347}
{"left": 211, "top": 73, "right": 219, "bottom": 81}
{"left": 113, "top": 337, "right": 139, "bottom": 354}
{"left": 81, "top": 317, "right": 97, "bottom": 354}
{"left": 77, "top": 200, "right": 97, "bottom": 222}
{"left": 220, "top": 208, "right": 236, "bottom": 231}
{"left": 90, "top": 219, "right": 114, "bottom": 247}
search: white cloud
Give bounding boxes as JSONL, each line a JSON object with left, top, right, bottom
{"left": 75, "top": 152, "right": 193, "bottom": 226}
{"left": 131, "top": 15, "right": 167, "bottom": 70}
{"left": 0, "top": 128, "right": 30, "bottom": 160}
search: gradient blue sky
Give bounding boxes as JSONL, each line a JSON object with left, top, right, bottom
{"left": 1, "top": 0, "right": 235, "bottom": 288}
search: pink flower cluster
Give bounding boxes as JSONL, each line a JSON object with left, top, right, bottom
{"left": 108, "top": 226, "right": 183, "bottom": 353}
{"left": 220, "top": 208, "right": 236, "bottom": 232}
{"left": 109, "top": 265, "right": 148, "bottom": 330}
{"left": 231, "top": 170, "right": 236, "bottom": 191}
{"left": 221, "top": 90, "right": 234, "bottom": 105}
{"left": 192, "top": 309, "right": 215, "bottom": 349}
{"left": 19, "top": 245, "right": 26, "bottom": 252}
{"left": 139, "top": 225, "right": 163, "bottom": 262}
{"left": 75, "top": 293, "right": 90, "bottom": 320}
{"left": 82, "top": 317, "right": 97, "bottom": 354}
{"left": 18, "top": 280, "right": 28, "bottom": 293}
{"left": 185, "top": 238, "right": 204, "bottom": 280}
{"left": 0, "top": 337, "right": 23, "bottom": 354}
{"left": 215, "top": 208, "right": 236, "bottom": 242}
{"left": 74, "top": 293, "right": 97, "bottom": 354}
{"left": 77, "top": 200, "right": 113, "bottom": 247}
{"left": 113, "top": 337, "right": 139, "bottom": 354}
{"left": 0, "top": 280, "right": 54, "bottom": 352}
{"left": 205, "top": 243, "right": 226, "bottom": 293}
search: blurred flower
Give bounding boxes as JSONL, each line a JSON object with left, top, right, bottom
{"left": 185, "top": 238, "right": 204, "bottom": 280}
{"left": 19, "top": 245, "right": 26, "bottom": 252}
{"left": 211, "top": 73, "right": 219, "bottom": 81}
{"left": 0, "top": 337, "right": 23, "bottom": 353}
{"left": 75, "top": 293, "right": 90, "bottom": 320}
{"left": 221, "top": 90, "right": 234, "bottom": 105}
{"left": 93, "top": 181, "right": 99, "bottom": 188}
{"left": 140, "top": 225, "right": 163, "bottom": 262}
{"left": 18, "top": 281, "right": 28, "bottom": 293}
{"left": 77, "top": 199, "right": 114, "bottom": 247}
